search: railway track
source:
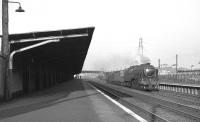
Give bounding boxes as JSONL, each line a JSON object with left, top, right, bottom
{"left": 89, "top": 81, "right": 169, "bottom": 122}
{"left": 151, "top": 90, "right": 200, "bottom": 107}
{"left": 89, "top": 80, "right": 200, "bottom": 122}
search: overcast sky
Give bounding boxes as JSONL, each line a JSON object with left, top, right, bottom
{"left": 1, "top": 0, "right": 200, "bottom": 70}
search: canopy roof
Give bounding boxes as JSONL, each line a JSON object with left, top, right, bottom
{"left": 9, "top": 27, "right": 95, "bottom": 74}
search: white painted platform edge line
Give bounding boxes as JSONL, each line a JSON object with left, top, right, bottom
{"left": 88, "top": 83, "right": 148, "bottom": 122}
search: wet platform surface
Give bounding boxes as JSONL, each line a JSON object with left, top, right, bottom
{"left": 0, "top": 79, "right": 140, "bottom": 122}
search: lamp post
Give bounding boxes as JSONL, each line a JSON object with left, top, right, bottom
{"left": 2, "top": 0, "right": 25, "bottom": 99}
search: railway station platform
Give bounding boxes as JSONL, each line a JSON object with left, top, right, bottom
{"left": 0, "top": 79, "right": 141, "bottom": 122}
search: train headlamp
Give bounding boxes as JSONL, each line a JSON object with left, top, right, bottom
{"left": 144, "top": 68, "right": 155, "bottom": 77}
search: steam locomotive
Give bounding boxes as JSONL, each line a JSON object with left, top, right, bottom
{"left": 105, "top": 63, "right": 159, "bottom": 91}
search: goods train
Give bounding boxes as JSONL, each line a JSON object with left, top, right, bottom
{"left": 105, "top": 63, "right": 159, "bottom": 91}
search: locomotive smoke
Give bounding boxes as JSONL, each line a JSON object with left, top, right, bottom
{"left": 92, "top": 38, "right": 151, "bottom": 71}
{"left": 92, "top": 54, "right": 151, "bottom": 71}
{"left": 133, "top": 54, "right": 151, "bottom": 65}
{"left": 134, "top": 37, "right": 151, "bottom": 65}
{"left": 92, "top": 54, "right": 134, "bottom": 71}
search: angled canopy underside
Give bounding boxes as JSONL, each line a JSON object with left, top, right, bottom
{"left": 9, "top": 27, "right": 95, "bottom": 74}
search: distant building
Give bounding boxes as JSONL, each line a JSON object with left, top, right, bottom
{"left": 158, "top": 66, "right": 190, "bottom": 75}
{"left": 159, "top": 66, "right": 176, "bottom": 75}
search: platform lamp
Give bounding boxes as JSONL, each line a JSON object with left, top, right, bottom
{"left": 9, "top": 1, "right": 25, "bottom": 12}
{"left": 2, "top": 0, "right": 25, "bottom": 100}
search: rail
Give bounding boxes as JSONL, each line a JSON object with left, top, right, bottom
{"left": 92, "top": 80, "right": 200, "bottom": 121}
{"left": 89, "top": 81, "right": 168, "bottom": 122}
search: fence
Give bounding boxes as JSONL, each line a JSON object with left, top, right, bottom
{"left": 159, "top": 83, "right": 200, "bottom": 96}
{"left": 159, "top": 70, "right": 200, "bottom": 85}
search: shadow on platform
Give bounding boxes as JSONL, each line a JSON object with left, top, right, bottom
{"left": 0, "top": 79, "right": 95, "bottom": 120}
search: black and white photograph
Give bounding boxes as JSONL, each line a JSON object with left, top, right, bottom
{"left": 0, "top": 0, "right": 200, "bottom": 121}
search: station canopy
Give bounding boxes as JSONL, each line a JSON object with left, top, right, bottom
{"left": 9, "top": 27, "right": 95, "bottom": 74}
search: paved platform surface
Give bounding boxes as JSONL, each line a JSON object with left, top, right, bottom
{"left": 0, "top": 79, "right": 140, "bottom": 122}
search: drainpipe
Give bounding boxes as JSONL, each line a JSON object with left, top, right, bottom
{"left": 10, "top": 33, "right": 88, "bottom": 44}
{"left": 9, "top": 39, "right": 60, "bottom": 70}
{"left": 7, "top": 39, "right": 59, "bottom": 98}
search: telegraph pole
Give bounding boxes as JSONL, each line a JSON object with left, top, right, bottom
{"left": 138, "top": 37, "right": 143, "bottom": 55}
{"left": 176, "top": 54, "right": 178, "bottom": 73}
{"left": 175, "top": 54, "right": 178, "bottom": 79}
{"left": 2, "top": 0, "right": 10, "bottom": 99}
{"left": 158, "top": 59, "right": 160, "bottom": 75}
